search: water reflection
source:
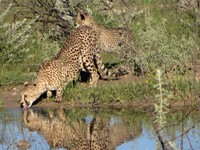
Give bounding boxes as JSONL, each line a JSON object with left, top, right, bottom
{"left": 23, "top": 108, "right": 142, "bottom": 150}
{"left": 0, "top": 108, "right": 200, "bottom": 150}
{"left": 0, "top": 109, "right": 50, "bottom": 150}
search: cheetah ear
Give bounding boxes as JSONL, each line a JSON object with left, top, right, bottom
{"left": 77, "top": 11, "right": 81, "bottom": 16}
{"left": 24, "top": 81, "right": 29, "bottom": 87}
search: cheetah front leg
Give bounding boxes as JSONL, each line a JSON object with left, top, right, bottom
{"left": 47, "top": 90, "right": 52, "bottom": 99}
{"left": 55, "top": 86, "right": 63, "bottom": 103}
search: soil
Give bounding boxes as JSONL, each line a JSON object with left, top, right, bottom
{"left": 0, "top": 74, "right": 138, "bottom": 109}
{"left": 0, "top": 85, "right": 23, "bottom": 109}
{"left": 0, "top": 74, "right": 199, "bottom": 110}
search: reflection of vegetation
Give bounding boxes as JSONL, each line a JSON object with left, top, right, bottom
{"left": 0, "top": 108, "right": 199, "bottom": 149}
{"left": 22, "top": 108, "right": 200, "bottom": 149}
{"left": 162, "top": 110, "right": 200, "bottom": 149}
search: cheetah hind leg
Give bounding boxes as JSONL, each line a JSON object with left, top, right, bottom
{"left": 89, "top": 70, "right": 99, "bottom": 87}
{"left": 113, "top": 65, "right": 130, "bottom": 76}
{"left": 86, "top": 65, "right": 99, "bottom": 87}
{"left": 94, "top": 54, "right": 119, "bottom": 80}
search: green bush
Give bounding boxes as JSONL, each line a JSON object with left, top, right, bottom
{"left": 136, "top": 16, "right": 198, "bottom": 75}
{"left": 0, "top": 3, "right": 60, "bottom": 86}
{"left": 0, "top": 13, "right": 37, "bottom": 63}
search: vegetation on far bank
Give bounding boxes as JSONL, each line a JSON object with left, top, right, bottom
{"left": 59, "top": 75, "right": 199, "bottom": 105}
{"left": 0, "top": 0, "right": 200, "bottom": 105}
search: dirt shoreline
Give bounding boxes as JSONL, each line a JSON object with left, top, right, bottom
{"left": 0, "top": 74, "right": 133, "bottom": 109}
{"left": 0, "top": 83, "right": 199, "bottom": 111}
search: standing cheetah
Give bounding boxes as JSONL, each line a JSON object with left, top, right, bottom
{"left": 74, "top": 11, "right": 136, "bottom": 74}
{"left": 74, "top": 11, "right": 135, "bottom": 53}
{"left": 56, "top": 25, "right": 113, "bottom": 80}
{"left": 20, "top": 26, "right": 103, "bottom": 108}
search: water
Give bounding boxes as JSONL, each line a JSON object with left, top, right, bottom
{"left": 0, "top": 107, "right": 199, "bottom": 150}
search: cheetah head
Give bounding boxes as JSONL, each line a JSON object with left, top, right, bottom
{"left": 20, "top": 82, "right": 41, "bottom": 109}
{"left": 74, "top": 11, "right": 95, "bottom": 27}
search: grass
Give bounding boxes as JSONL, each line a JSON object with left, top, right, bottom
{"left": 0, "top": 63, "right": 37, "bottom": 86}
{"left": 60, "top": 75, "right": 199, "bottom": 103}
{"left": 0, "top": 99, "right": 3, "bottom": 107}
{"left": 63, "top": 82, "right": 141, "bottom": 103}
{"left": 0, "top": 30, "right": 60, "bottom": 86}
{"left": 0, "top": 0, "right": 199, "bottom": 104}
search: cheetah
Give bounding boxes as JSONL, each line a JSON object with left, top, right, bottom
{"left": 57, "top": 25, "right": 117, "bottom": 80}
{"left": 74, "top": 11, "right": 136, "bottom": 74}
{"left": 74, "top": 11, "right": 135, "bottom": 54}
{"left": 20, "top": 26, "right": 103, "bottom": 109}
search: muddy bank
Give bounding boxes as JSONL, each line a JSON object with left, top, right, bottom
{"left": 0, "top": 85, "right": 22, "bottom": 109}
{"left": 0, "top": 74, "right": 199, "bottom": 110}
{"left": 0, "top": 74, "right": 135, "bottom": 109}
{"left": 0, "top": 84, "right": 199, "bottom": 111}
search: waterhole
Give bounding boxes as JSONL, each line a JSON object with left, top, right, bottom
{"left": 0, "top": 108, "right": 199, "bottom": 150}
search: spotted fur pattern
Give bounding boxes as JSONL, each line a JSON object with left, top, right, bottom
{"left": 74, "top": 11, "right": 135, "bottom": 53}
{"left": 74, "top": 11, "right": 136, "bottom": 75}
{"left": 20, "top": 26, "right": 101, "bottom": 108}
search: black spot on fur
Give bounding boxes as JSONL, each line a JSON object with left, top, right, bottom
{"left": 80, "top": 14, "right": 85, "bottom": 20}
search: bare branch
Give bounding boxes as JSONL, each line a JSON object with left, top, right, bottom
{"left": 167, "top": 120, "right": 200, "bottom": 144}
{"left": 7, "top": 0, "right": 79, "bottom": 38}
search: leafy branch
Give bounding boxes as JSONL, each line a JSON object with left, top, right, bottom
{"left": 153, "top": 69, "right": 178, "bottom": 150}
{"left": 154, "top": 69, "right": 169, "bottom": 130}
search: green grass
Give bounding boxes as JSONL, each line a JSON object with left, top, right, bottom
{"left": 0, "top": 29, "right": 60, "bottom": 86}
{"left": 0, "top": 63, "right": 36, "bottom": 86}
{"left": 60, "top": 75, "right": 199, "bottom": 103}
{"left": 0, "top": 0, "right": 199, "bottom": 104}
{"left": 0, "top": 99, "right": 3, "bottom": 108}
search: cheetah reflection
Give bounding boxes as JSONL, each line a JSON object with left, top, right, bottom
{"left": 23, "top": 108, "right": 142, "bottom": 150}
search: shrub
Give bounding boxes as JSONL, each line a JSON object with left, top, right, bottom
{"left": 136, "top": 16, "right": 198, "bottom": 75}
{"left": 0, "top": 2, "right": 60, "bottom": 85}
{"left": 0, "top": 3, "right": 37, "bottom": 64}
